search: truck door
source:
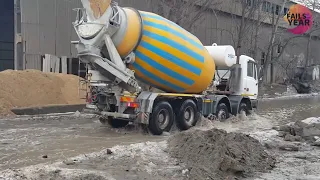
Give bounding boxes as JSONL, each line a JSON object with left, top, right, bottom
{"left": 245, "top": 60, "right": 258, "bottom": 99}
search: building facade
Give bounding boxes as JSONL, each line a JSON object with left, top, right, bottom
{"left": 0, "top": 1, "right": 14, "bottom": 71}
{"left": 8, "top": 0, "right": 320, "bottom": 82}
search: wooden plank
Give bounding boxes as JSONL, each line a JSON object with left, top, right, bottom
{"left": 68, "top": 58, "right": 73, "bottom": 74}
{"left": 50, "top": 54, "right": 57, "bottom": 72}
{"left": 61, "top": 56, "right": 68, "bottom": 74}
{"left": 42, "top": 55, "right": 47, "bottom": 72}
{"left": 55, "top": 56, "right": 60, "bottom": 73}
{"left": 43, "top": 54, "right": 51, "bottom": 72}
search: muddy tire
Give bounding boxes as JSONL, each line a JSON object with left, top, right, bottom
{"left": 149, "top": 101, "right": 174, "bottom": 135}
{"left": 176, "top": 99, "right": 199, "bottom": 131}
{"left": 99, "top": 117, "right": 129, "bottom": 128}
{"left": 216, "top": 103, "right": 230, "bottom": 121}
{"left": 238, "top": 102, "right": 251, "bottom": 116}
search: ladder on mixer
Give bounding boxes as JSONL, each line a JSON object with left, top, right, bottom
{"left": 78, "top": 59, "right": 89, "bottom": 100}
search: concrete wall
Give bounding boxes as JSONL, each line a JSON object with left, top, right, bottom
{"left": 16, "top": 0, "right": 320, "bottom": 83}
{"left": 0, "top": 1, "right": 14, "bottom": 71}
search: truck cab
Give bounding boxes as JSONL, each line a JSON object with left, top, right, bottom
{"left": 214, "top": 55, "right": 258, "bottom": 99}
{"left": 236, "top": 55, "right": 259, "bottom": 100}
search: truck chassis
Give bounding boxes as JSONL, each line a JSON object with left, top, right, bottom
{"left": 84, "top": 90, "right": 258, "bottom": 135}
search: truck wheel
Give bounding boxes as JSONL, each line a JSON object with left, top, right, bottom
{"left": 149, "top": 101, "right": 174, "bottom": 135}
{"left": 99, "top": 117, "right": 129, "bottom": 128}
{"left": 176, "top": 99, "right": 198, "bottom": 130}
{"left": 239, "top": 102, "right": 251, "bottom": 116}
{"left": 216, "top": 103, "right": 230, "bottom": 121}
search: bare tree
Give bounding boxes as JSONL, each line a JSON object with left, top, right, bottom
{"left": 233, "top": 0, "right": 264, "bottom": 64}
{"left": 258, "top": 0, "right": 287, "bottom": 84}
{"left": 298, "top": 0, "right": 320, "bottom": 10}
{"left": 298, "top": 0, "right": 320, "bottom": 66}
{"left": 146, "top": 0, "right": 222, "bottom": 32}
{"left": 252, "top": 1, "right": 264, "bottom": 60}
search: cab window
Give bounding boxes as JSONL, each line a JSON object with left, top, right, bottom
{"left": 253, "top": 64, "right": 257, "bottom": 80}
{"left": 247, "top": 61, "right": 254, "bottom": 78}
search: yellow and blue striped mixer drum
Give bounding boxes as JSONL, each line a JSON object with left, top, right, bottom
{"left": 118, "top": 9, "right": 216, "bottom": 94}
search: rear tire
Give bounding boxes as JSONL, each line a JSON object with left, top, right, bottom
{"left": 216, "top": 103, "right": 230, "bottom": 121}
{"left": 99, "top": 117, "right": 129, "bottom": 128}
{"left": 176, "top": 99, "right": 199, "bottom": 131}
{"left": 149, "top": 101, "right": 174, "bottom": 135}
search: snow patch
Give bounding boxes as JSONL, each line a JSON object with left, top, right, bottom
{"left": 301, "top": 117, "right": 320, "bottom": 125}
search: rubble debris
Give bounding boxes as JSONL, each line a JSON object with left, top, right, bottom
{"left": 74, "top": 111, "right": 81, "bottom": 117}
{"left": 279, "top": 144, "right": 300, "bottom": 151}
{"left": 63, "top": 160, "right": 76, "bottom": 166}
{"left": 284, "top": 134, "right": 303, "bottom": 142}
{"left": 106, "top": 149, "right": 112, "bottom": 155}
{"left": 274, "top": 117, "right": 320, "bottom": 144}
{"left": 311, "top": 141, "right": 320, "bottom": 147}
{"left": 167, "top": 128, "right": 276, "bottom": 180}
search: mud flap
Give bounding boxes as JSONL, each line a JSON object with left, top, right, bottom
{"left": 136, "top": 112, "right": 149, "bottom": 125}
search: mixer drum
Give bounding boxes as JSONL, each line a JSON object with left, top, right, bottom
{"left": 122, "top": 10, "right": 215, "bottom": 93}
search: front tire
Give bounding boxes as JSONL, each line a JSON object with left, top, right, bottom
{"left": 149, "top": 101, "right": 174, "bottom": 135}
{"left": 239, "top": 102, "right": 251, "bottom": 116}
{"left": 216, "top": 103, "right": 230, "bottom": 121}
{"left": 176, "top": 99, "right": 199, "bottom": 130}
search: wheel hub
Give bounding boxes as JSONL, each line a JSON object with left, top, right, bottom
{"left": 184, "top": 107, "right": 194, "bottom": 123}
{"left": 158, "top": 114, "right": 164, "bottom": 123}
{"left": 157, "top": 110, "right": 169, "bottom": 130}
{"left": 218, "top": 110, "right": 226, "bottom": 120}
{"left": 184, "top": 111, "right": 190, "bottom": 119}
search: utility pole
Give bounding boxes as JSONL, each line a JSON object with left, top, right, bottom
{"left": 14, "top": 0, "right": 23, "bottom": 70}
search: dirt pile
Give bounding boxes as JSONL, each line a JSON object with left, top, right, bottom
{"left": 168, "top": 128, "right": 276, "bottom": 180}
{"left": 0, "top": 69, "right": 85, "bottom": 115}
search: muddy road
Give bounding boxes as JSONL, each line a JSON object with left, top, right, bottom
{"left": 257, "top": 95, "right": 320, "bottom": 124}
{"left": 0, "top": 114, "right": 165, "bottom": 171}
{"left": 0, "top": 95, "right": 320, "bottom": 179}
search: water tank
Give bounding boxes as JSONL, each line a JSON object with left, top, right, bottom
{"left": 204, "top": 44, "right": 236, "bottom": 68}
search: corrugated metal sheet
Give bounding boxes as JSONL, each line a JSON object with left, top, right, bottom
{"left": 70, "top": 0, "right": 82, "bottom": 57}
{"left": 25, "top": 54, "right": 42, "bottom": 70}
{"left": 20, "top": 0, "right": 82, "bottom": 69}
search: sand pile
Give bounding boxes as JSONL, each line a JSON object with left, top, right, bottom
{"left": 0, "top": 69, "right": 85, "bottom": 115}
{"left": 168, "top": 128, "right": 276, "bottom": 180}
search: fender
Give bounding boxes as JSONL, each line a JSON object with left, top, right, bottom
{"left": 228, "top": 95, "right": 252, "bottom": 115}
{"left": 211, "top": 95, "right": 231, "bottom": 115}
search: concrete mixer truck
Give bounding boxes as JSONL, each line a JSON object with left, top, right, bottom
{"left": 72, "top": 0, "right": 259, "bottom": 135}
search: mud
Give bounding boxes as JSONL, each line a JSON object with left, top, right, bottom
{"left": 168, "top": 128, "right": 276, "bottom": 180}
{"left": 0, "top": 127, "right": 277, "bottom": 180}
{"left": 0, "top": 141, "right": 184, "bottom": 180}
{"left": 1, "top": 96, "right": 320, "bottom": 179}
{"left": 0, "top": 113, "right": 164, "bottom": 171}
